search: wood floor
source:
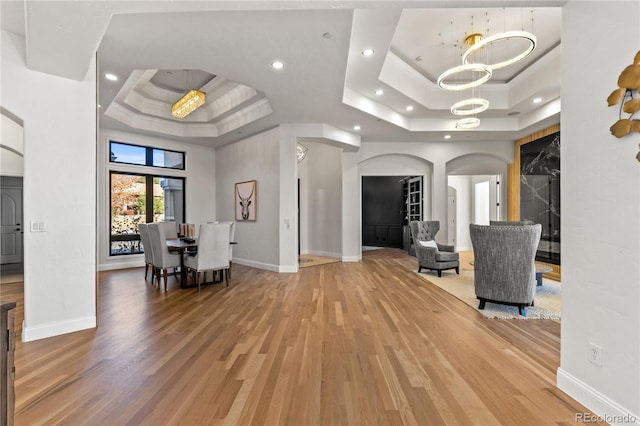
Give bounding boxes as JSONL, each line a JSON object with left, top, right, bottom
{"left": 6, "top": 249, "right": 601, "bottom": 425}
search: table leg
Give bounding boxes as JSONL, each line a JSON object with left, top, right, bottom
{"left": 180, "top": 249, "right": 187, "bottom": 289}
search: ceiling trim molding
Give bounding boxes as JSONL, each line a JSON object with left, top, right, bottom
{"left": 105, "top": 68, "right": 272, "bottom": 138}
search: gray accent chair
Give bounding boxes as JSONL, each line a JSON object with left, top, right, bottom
{"left": 409, "top": 221, "right": 459, "bottom": 277}
{"left": 469, "top": 223, "right": 542, "bottom": 316}
{"left": 489, "top": 220, "right": 534, "bottom": 226}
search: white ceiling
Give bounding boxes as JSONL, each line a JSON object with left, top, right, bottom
{"left": 1, "top": 1, "right": 563, "bottom": 148}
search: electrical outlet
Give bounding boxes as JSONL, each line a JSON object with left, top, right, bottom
{"left": 30, "top": 221, "right": 46, "bottom": 232}
{"left": 589, "top": 342, "right": 602, "bottom": 367}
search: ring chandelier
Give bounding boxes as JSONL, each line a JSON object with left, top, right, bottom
{"left": 450, "top": 98, "right": 490, "bottom": 116}
{"left": 462, "top": 31, "right": 537, "bottom": 70}
{"left": 437, "top": 63, "right": 492, "bottom": 91}
{"left": 455, "top": 117, "right": 481, "bottom": 129}
{"left": 437, "top": 29, "right": 537, "bottom": 131}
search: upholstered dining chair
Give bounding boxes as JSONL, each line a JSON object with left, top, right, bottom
{"left": 409, "top": 220, "right": 459, "bottom": 277}
{"left": 185, "top": 223, "right": 231, "bottom": 292}
{"left": 137, "top": 223, "right": 154, "bottom": 281}
{"left": 148, "top": 222, "right": 182, "bottom": 291}
{"left": 470, "top": 223, "right": 542, "bottom": 316}
{"left": 215, "top": 221, "right": 236, "bottom": 277}
{"left": 157, "top": 221, "right": 178, "bottom": 239}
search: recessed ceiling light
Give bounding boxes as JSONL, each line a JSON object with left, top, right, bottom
{"left": 104, "top": 73, "right": 118, "bottom": 81}
{"left": 444, "top": 134, "right": 451, "bottom": 140}
{"left": 271, "top": 61, "right": 285, "bottom": 70}
{"left": 362, "top": 48, "right": 375, "bottom": 57}
{"left": 375, "top": 89, "right": 384, "bottom": 96}
{"left": 406, "top": 105, "right": 414, "bottom": 112}
{"left": 353, "top": 125, "right": 361, "bottom": 130}
{"left": 533, "top": 97, "right": 542, "bottom": 104}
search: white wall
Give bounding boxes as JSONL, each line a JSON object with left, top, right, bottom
{"left": 299, "top": 141, "right": 342, "bottom": 257}
{"left": 215, "top": 127, "right": 281, "bottom": 271}
{"left": 474, "top": 180, "right": 490, "bottom": 225}
{"left": 2, "top": 31, "right": 96, "bottom": 341}
{"left": 1, "top": 113, "right": 24, "bottom": 176}
{"left": 342, "top": 141, "right": 512, "bottom": 260}
{"left": 97, "top": 129, "right": 216, "bottom": 271}
{"left": 558, "top": 1, "right": 640, "bottom": 422}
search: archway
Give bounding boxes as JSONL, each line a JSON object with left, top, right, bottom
{"left": 1, "top": 110, "right": 24, "bottom": 273}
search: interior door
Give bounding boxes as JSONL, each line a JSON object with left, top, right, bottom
{"left": 1, "top": 187, "right": 23, "bottom": 264}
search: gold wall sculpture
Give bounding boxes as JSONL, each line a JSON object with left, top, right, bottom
{"left": 607, "top": 50, "right": 640, "bottom": 161}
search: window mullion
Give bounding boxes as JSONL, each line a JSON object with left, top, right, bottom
{"left": 146, "top": 177, "right": 154, "bottom": 223}
{"left": 145, "top": 147, "right": 154, "bottom": 167}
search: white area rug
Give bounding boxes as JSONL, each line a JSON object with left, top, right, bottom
{"left": 416, "top": 260, "right": 561, "bottom": 320}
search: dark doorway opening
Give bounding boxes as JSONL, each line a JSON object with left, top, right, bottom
{"left": 362, "top": 176, "right": 405, "bottom": 248}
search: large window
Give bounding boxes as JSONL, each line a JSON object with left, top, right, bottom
{"left": 110, "top": 141, "right": 185, "bottom": 170}
{"left": 110, "top": 172, "right": 185, "bottom": 256}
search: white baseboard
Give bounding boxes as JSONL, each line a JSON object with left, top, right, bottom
{"left": 557, "top": 368, "right": 639, "bottom": 425}
{"left": 233, "top": 258, "right": 280, "bottom": 273}
{"left": 342, "top": 255, "right": 361, "bottom": 262}
{"left": 99, "top": 256, "right": 144, "bottom": 271}
{"left": 306, "top": 250, "right": 341, "bottom": 259}
{"left": 22, "top": 316, "right": 96, "bottom": 342}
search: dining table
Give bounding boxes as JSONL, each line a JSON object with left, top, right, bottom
{"left": 166, "top": 238, "right": 237, "bottom": 289}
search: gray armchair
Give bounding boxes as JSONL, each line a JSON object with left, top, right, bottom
{"left": 469, "top": 223, "right": 542, "bottom": 316}
{"left": 489, "top": 220, "right": 534, "bottom": 226}
{"left": 409, "top": 221, "right": 459, "bottom": 277}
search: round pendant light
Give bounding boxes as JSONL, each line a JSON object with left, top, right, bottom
{"left": 462, "top": 31, "right": 537, "bottom": 70}
{"left": 437, "top": 63, "right": 493, "bottom": 91}
{"left": 451, "top": 98, "right": 490, "bottom": 116}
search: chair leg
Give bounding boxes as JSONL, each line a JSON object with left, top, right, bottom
{"left": 163, "top": 269, "right": 168, "bottom": 292}
{"left": 225, "top": 269, "right": 229, "bottom": 287}
{"left": 478, "top": 299, "right": 486, "bottom": 310}
{"left": 455, "top": 266, "right": 459, "bottom": 274}
{"left": 144, "top": 264, "right": 149, "bottom": 280}
{"left": 519, "top": 305, "right": 527, "bottom": 317}
{"left": 437, "top": 270, "right": 442, "bottom": 277}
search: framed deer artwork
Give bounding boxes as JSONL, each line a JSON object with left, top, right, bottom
{"left": 235, "top": 180, "right": 257, "bottom": 221}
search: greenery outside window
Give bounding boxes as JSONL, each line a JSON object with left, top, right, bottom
{"left": 110, "top": 172, "right": 185, "bottom": 256}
